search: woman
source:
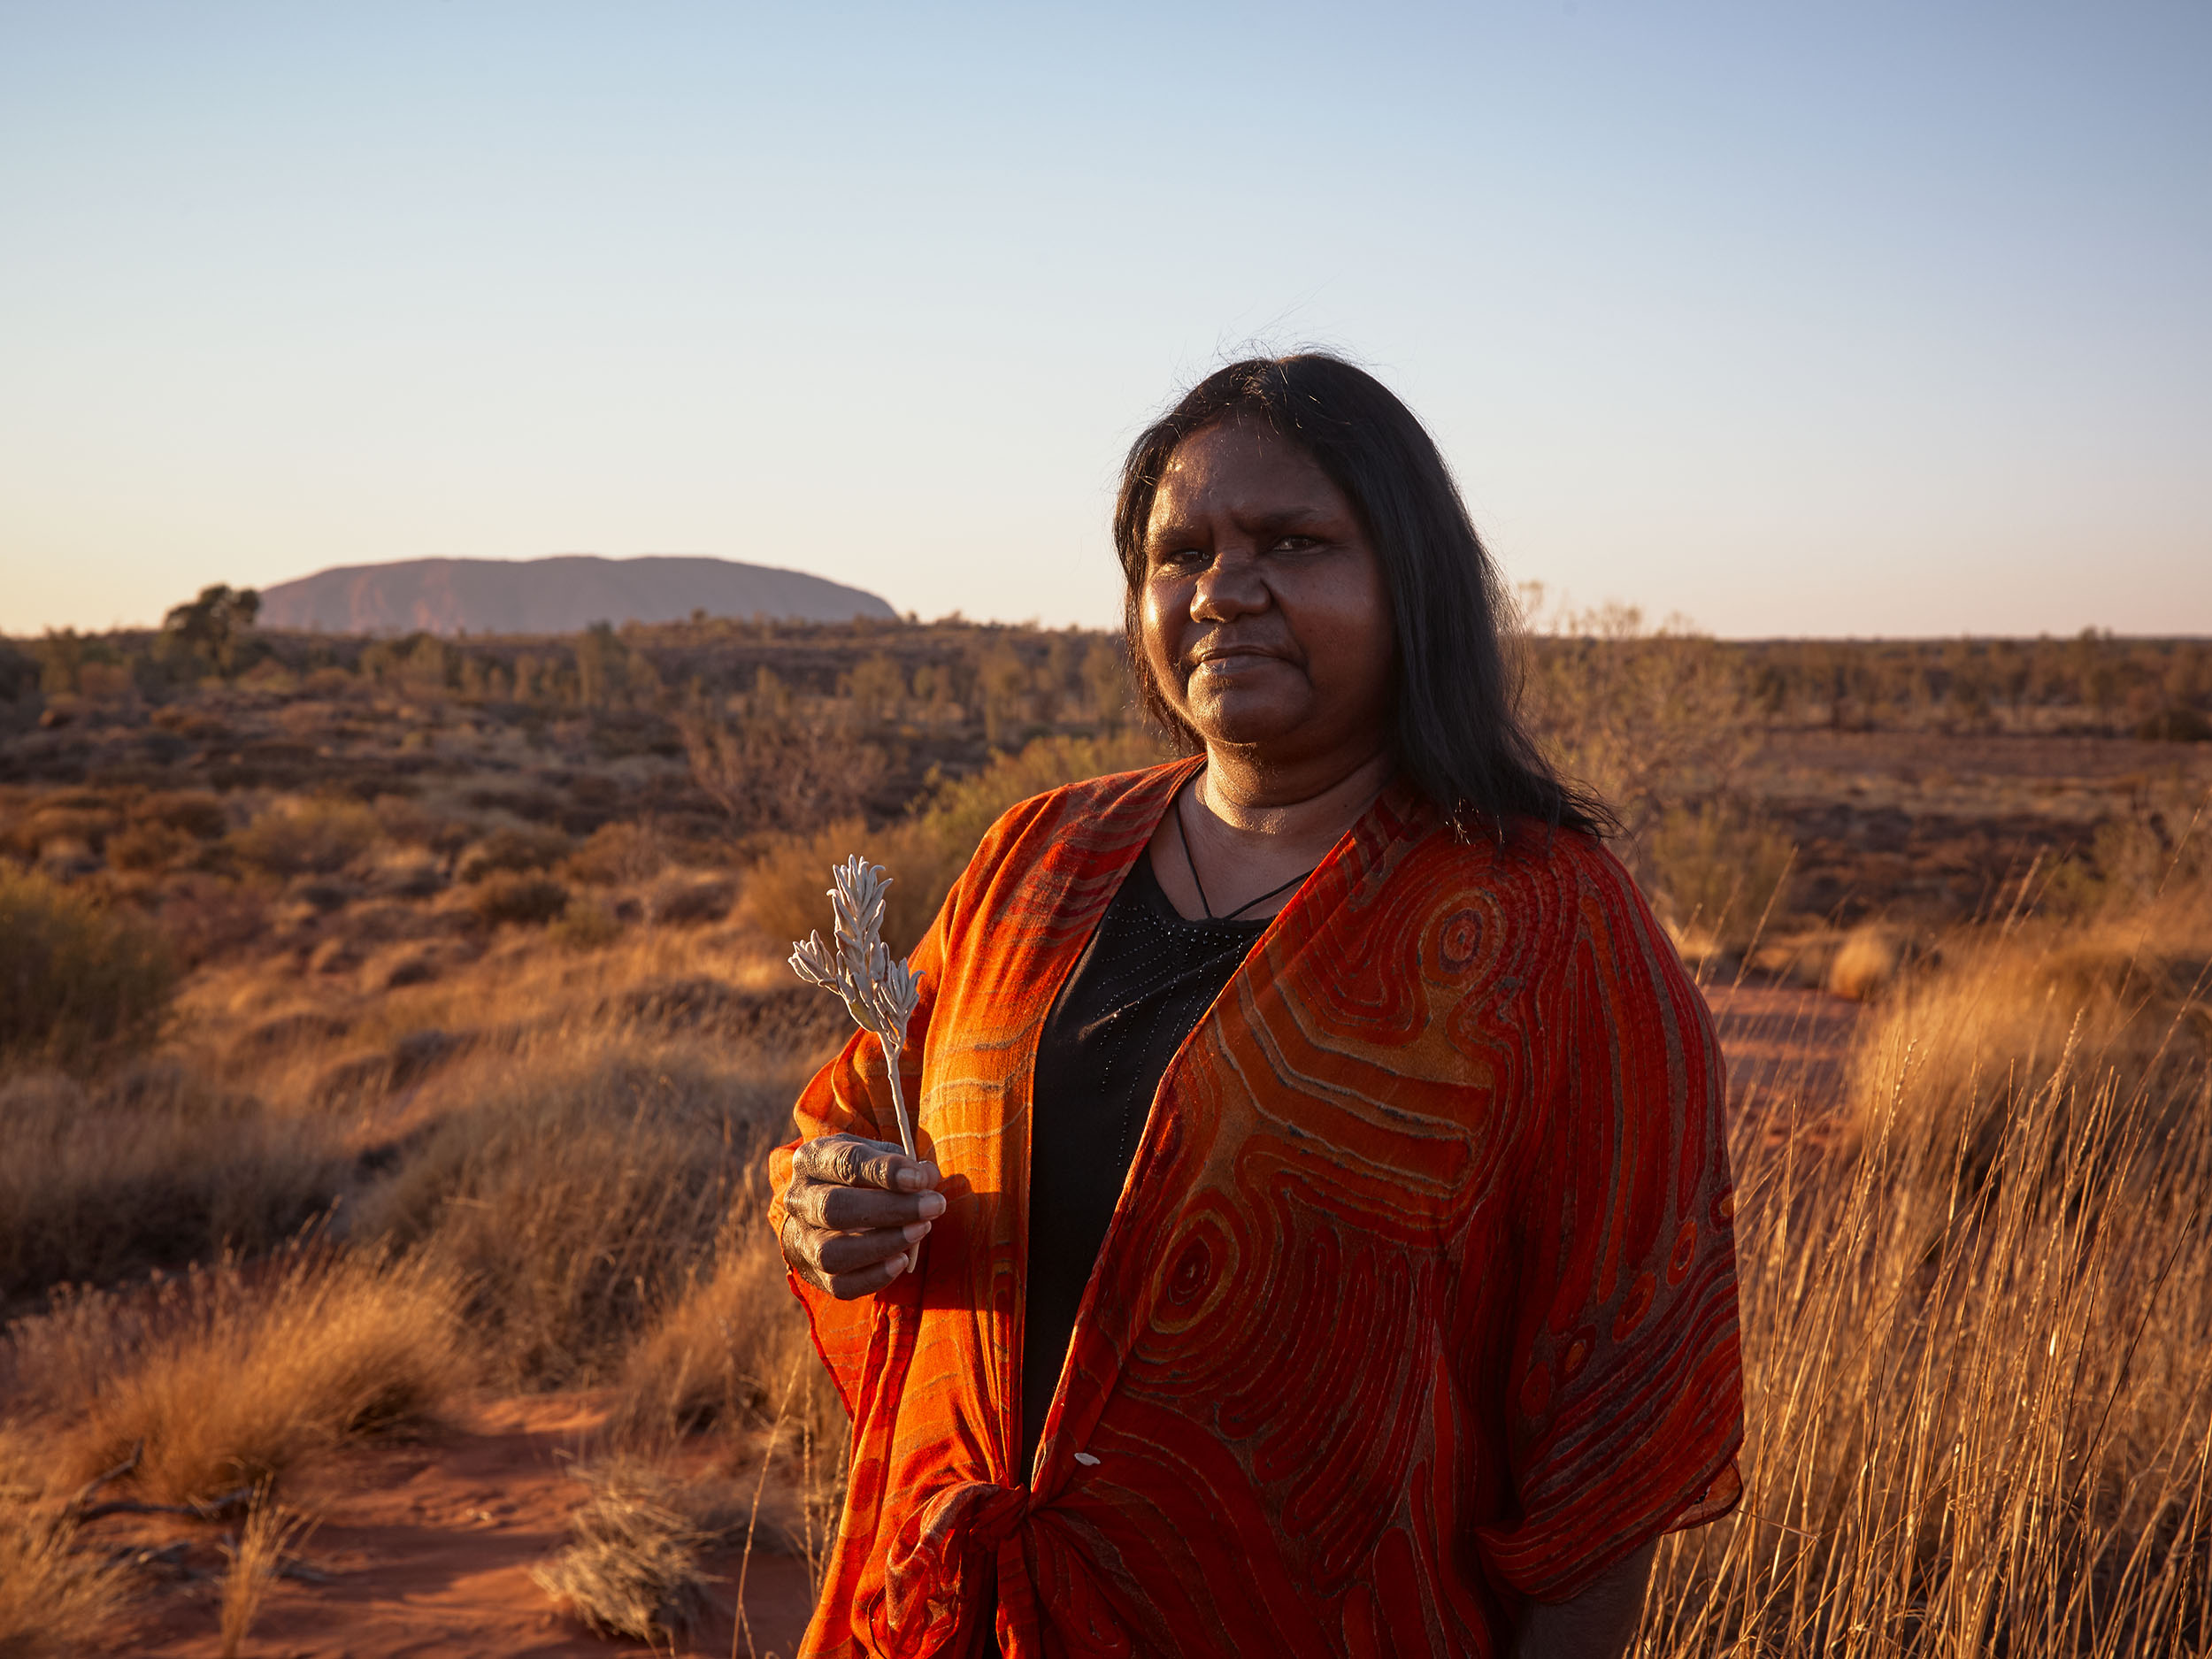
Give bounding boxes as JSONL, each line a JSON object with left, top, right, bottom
{"left": 772, "top": 354, "right": 1742, "bottom": 1658}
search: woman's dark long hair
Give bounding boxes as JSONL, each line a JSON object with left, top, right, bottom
{"left": 1113, "top": 353, "right": 1613, "bottom": 840}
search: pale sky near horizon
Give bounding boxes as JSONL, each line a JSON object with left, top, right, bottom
{"left": 2, "top": 2, "right": 2206, "bottom": 639}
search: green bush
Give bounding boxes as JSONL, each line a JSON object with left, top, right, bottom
{"left": 0, "top": 867, "right": 179, "bottom": 1071}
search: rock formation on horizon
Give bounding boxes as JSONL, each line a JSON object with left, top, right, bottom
{"left": 257, "top": 555, "right": 897, "bottom": 635}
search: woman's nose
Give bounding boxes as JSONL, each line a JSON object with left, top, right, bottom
{"left": 1191, "top": 549, "right": 1270, "bottom": 621}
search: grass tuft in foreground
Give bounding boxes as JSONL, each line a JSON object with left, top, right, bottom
{"left": 4, "top": 1242, "right": 466, "bottom": 1505}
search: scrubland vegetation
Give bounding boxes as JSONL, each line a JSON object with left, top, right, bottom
{"left": 2, "top": 597, "right": 2208, "bottom": 1653}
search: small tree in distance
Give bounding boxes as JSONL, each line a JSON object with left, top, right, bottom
{"left": 160, "top": 584, "right": 261, "bottom": 680}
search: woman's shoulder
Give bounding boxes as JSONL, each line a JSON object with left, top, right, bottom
{"left": 1382, "top": 810, "right": 1661, "bottom": 970}
{"left": 1408, "top": 811, "right": 1637, "bottom": 906}
{"left": 969, "top": 758, "right": 1190, "bottom": 861}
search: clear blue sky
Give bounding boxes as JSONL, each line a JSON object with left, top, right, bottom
{"left": 3, "top": 1, "right": 2206, "bottom": 637}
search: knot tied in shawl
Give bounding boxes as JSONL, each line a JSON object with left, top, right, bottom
{"left": 871, "top": 1478, "right": 1029, "bottom": 1655}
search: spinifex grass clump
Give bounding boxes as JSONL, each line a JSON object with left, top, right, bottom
{"left": 788, "top": 855, "right": 926, "bottom": 1156}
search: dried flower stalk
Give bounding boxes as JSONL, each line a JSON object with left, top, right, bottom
{"left": 788, "top": 854, "right": 926, "bottom": 1156}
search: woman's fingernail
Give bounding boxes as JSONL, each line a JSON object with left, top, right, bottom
{"left": 902, "top": 1222, "right": 930, "bottom": 1242}
{"left": 918, "top": 1192, "right": 946, "bottom": 1219}
{"left": 885, "top": 1253, "right": 908, "bottom": 1278}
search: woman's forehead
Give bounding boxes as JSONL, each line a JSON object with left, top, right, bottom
{"left": 1149, "top": 420, "right": 1346, "bottom": 531}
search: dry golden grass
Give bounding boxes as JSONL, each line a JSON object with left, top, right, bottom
{"left": 351, "top": 1036, "right": 810, "bottom": 1387}
{"left": 529, "top": 1458, "right": 726, "bottom": 1642}
{"left": 1846, "top": 909, "right": 2210, "bottom": 1192}
{"left": 0, "top": 1514, "right": 133, "bottom": 1659}
{"left": 219, "top": 1484, "right": 312, "bottom": 1659}
{"left": 609, "top": 1226, "right": 799, "bottom": 1445}
{"left": 3, "top": 1244, "right": 466, "bottom": 1504}
{"left": 0, "top": 1423, "right": 134, "bottom": 1659}
{"left": 1646, "top": 880, "right": 2212, "bottom": 1655}
{"left": 1825, "top": 922, "right": 1905, "bottom": 1002}
{"left": 0, "top": 1064, "right": 346, "bottom": 1301}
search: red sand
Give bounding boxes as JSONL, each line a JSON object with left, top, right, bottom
{"left": 99, "top": 1394, "right": 816, "bottom": 1659}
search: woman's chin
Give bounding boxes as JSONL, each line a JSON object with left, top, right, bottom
{"left": 1184, "top": 695, "right": 1309, "bottom": 752}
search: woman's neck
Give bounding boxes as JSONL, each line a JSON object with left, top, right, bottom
{"left": 1196, "top": 744, "right": 1394, "bottom": 842}
{"left": 1148, "top": 745, "right": 1394, "bottom": 923}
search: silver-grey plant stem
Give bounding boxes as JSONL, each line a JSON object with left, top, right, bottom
{"left": 787, "top": 855, "right": 926, "bottom": 1157}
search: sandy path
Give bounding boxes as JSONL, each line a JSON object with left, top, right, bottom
{"left": 1704, "top": 980, "right": 1864, "bottom": 1143}
{"left": 102, "top": 1394, "right": 815, "bottom": 1659}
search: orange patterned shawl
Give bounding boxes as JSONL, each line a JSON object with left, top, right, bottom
{"left": 768, "top": 758, "right": 1741, "bottom": 1659}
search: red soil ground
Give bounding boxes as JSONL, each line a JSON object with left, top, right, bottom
{"left": 98, "top": 1394, "right": 815, "bottom": 1659}
{"left": 96, "top": 984, "right": 1855, "bottom": 1658}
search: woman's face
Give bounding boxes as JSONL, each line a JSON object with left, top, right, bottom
{"left": 1139, "top": 418, "right": 1394, "bottom": 770}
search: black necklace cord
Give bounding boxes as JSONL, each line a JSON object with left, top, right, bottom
{"left": 1174, "top": 781, "right": 1317, "bottom": 923}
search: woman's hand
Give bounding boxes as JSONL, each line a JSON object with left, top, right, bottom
{"left": 779, "top": 1133, "right": 946, "bottom": 1300}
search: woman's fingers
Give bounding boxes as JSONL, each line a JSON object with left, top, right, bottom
{"left": 814, "top": 1221, "right": 932, "bottom": 1278}
{"left": 821, "top": 1251, "right": 915, "bottom": 1301}
{"left": 793, "top": 1133, "right": 942, "bottom": 1194}
{"left": 778, "top": 1133, "right": 948, "bottom": 1300}
{"left": 780, "top": 1212, "right": 931, "bottom": 1301}
{"left": 785, "top": 1175, "right": 946, "bottom": 1233}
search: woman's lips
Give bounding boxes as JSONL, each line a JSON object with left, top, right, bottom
{"left": 1187, "top": 646, "right": 1285, "bottom": 671}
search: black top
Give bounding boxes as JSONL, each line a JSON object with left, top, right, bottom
{"left": 1021, "top": 853, "right": 1267, "bottom": 1477}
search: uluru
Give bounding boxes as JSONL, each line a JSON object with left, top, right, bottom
{"left": 257, "top": 555, "right": 898, "bottom": 635}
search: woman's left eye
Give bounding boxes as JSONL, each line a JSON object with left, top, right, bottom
{"left": 1270, "top": 535, "right": 1320, "bottom": 554}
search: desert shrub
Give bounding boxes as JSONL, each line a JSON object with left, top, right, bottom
{"left": 0, "top": 865, "right": 177, "bottom": 1071}
{"left": 0, "top": 1064, "right": 348, "bottom": 1300}
{"left": 230, "top": 796, "right": 380, "bottom": 877}
{"left": 149, "top": 873, "right": 269, "bottom": 966}
{"left": 466, "top": 872, "right": 571, "bottom": 926}
{"left": 3, "top": 1246, "right": 466, "bottom": 1504}
{"left": 2044, "top": 807, "right": 2209, "bottom": 922}
{"left": 2136, "top": 707, "right": 2212, "bottom": 743}
{"left": 458, "top": 824, "right": 572, "bottom": 883}
{"left": 550, "top": 894, "right": 625, "bottom": 950}
{"left": 562, "top": 820, "right": 667, "bottom": 887}
{"left": 2, "top": 802, "right": 120, "bottom": 859}
{"left": 678, "top": 705, "right": 886, "bottom": 834}
{"left": 353, "top": 1046, "right": 802, "bottom": 1386}
{"left": 530, "top": 1460, "right": 723, "bottom": 1641}
{"left": 370, "top": 792, "right": 467, "bottom": 852}
{"left": 105, "top": 818, "right": 194, "bottom": 871}
{"left": 1637, "top": 800, "right": 1797, "bottom": 957}
{"left": 744, "top": 815, "right": 934, "bottom": 956}
{"left": 137, "top": 789, "right": 229, "bottom": 841}
{"left": 648, "top": 875, "right": 734, "bottom": 926}
{"left": 910, "top": 731, "right": 1166, "bottom": 865}
{"left": 1517, "top": 596, "right": 1757, "bottom": 834}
